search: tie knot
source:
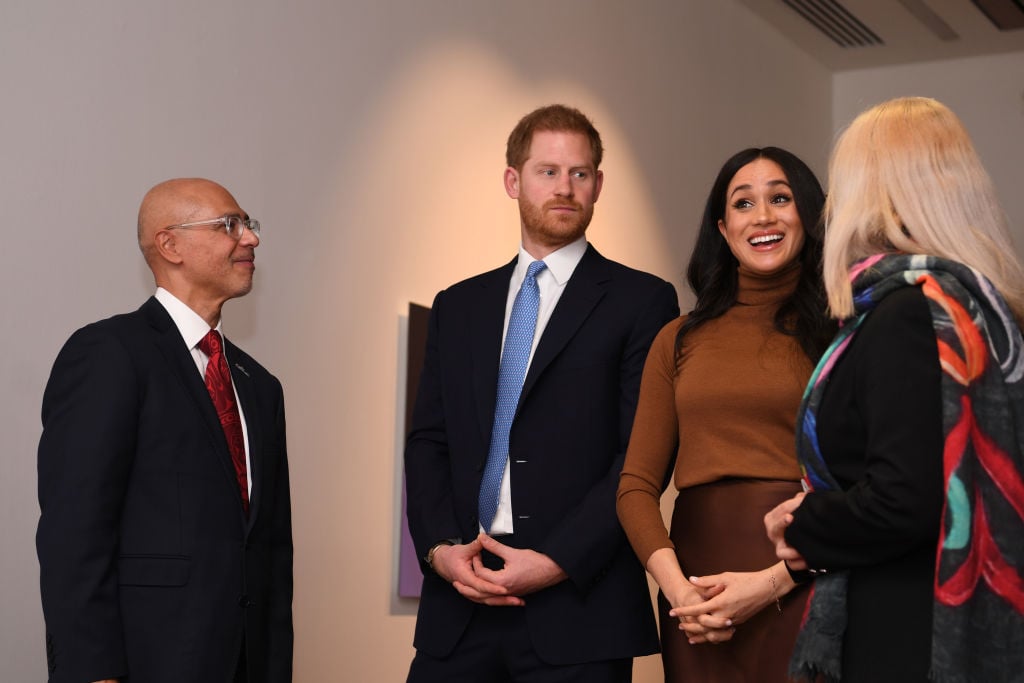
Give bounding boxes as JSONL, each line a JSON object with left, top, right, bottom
{"left": 198, "top": 329, "right": 223, "bottom": 357}
{"left": 526, "top": 260, "right": 547, "bottom": 280}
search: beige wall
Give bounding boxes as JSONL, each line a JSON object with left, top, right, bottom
{"left": 833, "top": 52, "right": 1024, "bottom": 252}
{"left": 0, "top": 2, "right": 835, "bottom": 680}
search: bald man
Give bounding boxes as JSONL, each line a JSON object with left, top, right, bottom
{"left": 37, "top": 179, "right": 293, "bottom": 683}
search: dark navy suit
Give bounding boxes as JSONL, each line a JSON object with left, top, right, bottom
{"left": 37, "top": 297, "right": 293, "bottom": 683}
{"left": 405, "top": 244, "right": 677, "bottom": 670}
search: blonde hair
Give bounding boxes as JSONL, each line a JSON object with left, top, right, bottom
{"left": 823, "top": 96, "right": 1024, "bottom": 324}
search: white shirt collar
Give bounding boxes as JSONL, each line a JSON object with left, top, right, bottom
{"left": 154, "top": 287, "right": 222, "bottom": 350}
{"left": 516, "top": 235, "right": 588, "bottom": 285}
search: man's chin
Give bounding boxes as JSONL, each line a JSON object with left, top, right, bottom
{"left": 532, "top": 221, "right": 588, "bottom": 246}
{"left": 231, "top": 281, "right": 255, "bottom": 299}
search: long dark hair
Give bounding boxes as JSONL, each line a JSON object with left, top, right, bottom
{"left": 676, "top": 147, "right": 834, "bottom": 361}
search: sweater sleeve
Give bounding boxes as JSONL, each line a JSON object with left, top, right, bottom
{"left": 785, "top": 287, "right": 945, "bottom": 569}
{"left": 617, "top": 318, "right": 683, "bottom": 565}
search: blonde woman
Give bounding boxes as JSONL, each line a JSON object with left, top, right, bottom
{"left": 766, "top": 97, "right": 1024, "bottom": 682}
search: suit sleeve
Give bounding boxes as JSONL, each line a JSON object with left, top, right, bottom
{"left": 37, "top": 326, "right": 134, "bottom": 682}
{"left": 785, "top": 288, "right": 945, "bottom": 568}
{"left": 267, "top": 378, "right": 294, "bottom": 682}
{"left": 404, "top": 290, "right": 463, "bottom": 564}
{"left": 539, "top": 280, "right": 679, "bottom": 588}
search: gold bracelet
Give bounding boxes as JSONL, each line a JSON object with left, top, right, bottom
{"left": 769, "top": 570, "right": 783, "bottom": 613}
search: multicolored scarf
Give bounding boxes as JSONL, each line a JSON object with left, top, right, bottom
{"left": 790, "top": 253, "right": 1024, "bottom": 682}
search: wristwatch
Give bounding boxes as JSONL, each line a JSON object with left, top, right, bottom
{"left": 425, "top": 539, "right": 457, "bottom": 572}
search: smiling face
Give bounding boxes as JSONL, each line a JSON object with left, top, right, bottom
{"left": 718, "top": 158, "right": 805, "bottom": 276}
{"left": 176, "top": 192, "right": 259, "bottom": 309}
{"left": 142, "top": 178, "right": 260, "bottom": 326}
{"left": 504, "top": 130, "right": 603, "bottom": 259}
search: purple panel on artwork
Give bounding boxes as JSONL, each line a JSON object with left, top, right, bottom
{"left": 398, "top": 478, "right": 424, "bottom": 597}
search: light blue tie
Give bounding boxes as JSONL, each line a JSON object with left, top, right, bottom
{"left": 479, "top": 260, "right": 547, "bottom": 534}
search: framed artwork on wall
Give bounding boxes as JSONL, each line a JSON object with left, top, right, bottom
{"left": 398, "top": 302, "right": 431, "bottom": 597}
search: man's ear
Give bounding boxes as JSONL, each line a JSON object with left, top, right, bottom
{"left": 154, "top": 230, "right": 184, "bottom": 265}
{"left": 504, "top": 167, "right": 520, "bottom": 199}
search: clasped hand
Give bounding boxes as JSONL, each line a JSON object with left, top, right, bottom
{"left": 430, "top": 533, "right": 567, "bottom": 606}
{"left": 669, "top": 568, "right": 783, "bottom": 645}
{"left": 764, "top": 491, "right": 808, "bottom": 570}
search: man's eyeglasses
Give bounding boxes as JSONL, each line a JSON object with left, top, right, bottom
{"left": 163, "top": 215, "right": 261, "bottom": 240}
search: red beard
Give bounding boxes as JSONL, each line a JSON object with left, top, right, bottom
{"left": 518, "top": 196, "right": 593, "bottom": 250}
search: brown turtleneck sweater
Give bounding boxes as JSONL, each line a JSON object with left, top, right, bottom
{"left": 617, "top": 265, "right": 814, "bottom": 564}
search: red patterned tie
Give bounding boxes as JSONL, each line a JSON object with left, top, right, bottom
{"left": 199, "top": 329, "right": 249, "bottom": 514}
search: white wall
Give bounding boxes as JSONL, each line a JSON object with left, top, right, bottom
{"left": 0, "top": 1, "right": 832, "bottom": 680}
{"left": 833, "top": 52, "right": 1024, "bottom": 251}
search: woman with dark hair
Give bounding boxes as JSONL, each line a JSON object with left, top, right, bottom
{"left": 618, "top": 147, "right": 834, "bottom": 681}
{"left": 683, "top": 148, "right": 834, "bottom": 361}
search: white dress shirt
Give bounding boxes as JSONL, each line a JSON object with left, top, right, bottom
{"left": 154, "top": 287, "right": 253, "bottom": 495}
{"left": 487, "top": 236, "right": 588, "bottom": 535}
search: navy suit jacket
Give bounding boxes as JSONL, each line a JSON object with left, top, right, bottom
{"left": 405, "top": 244, "right": 678, "bottom": 664}
{"left": 37, "top": 297, "right": 293, "bottom": 683}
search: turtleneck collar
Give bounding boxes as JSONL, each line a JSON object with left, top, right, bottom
{"left": 735, "top": 261, "right": 801, "bottom": 306}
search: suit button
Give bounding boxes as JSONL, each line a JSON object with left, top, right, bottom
{"left": 239, "top": 595, "right": 256, "bottom": 608}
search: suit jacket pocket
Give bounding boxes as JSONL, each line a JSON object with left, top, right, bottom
{"left": 118, "top": 554, "right": 190, "bottom": 586}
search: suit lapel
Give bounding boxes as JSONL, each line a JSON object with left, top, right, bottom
{"left": 519, "top": 245, "right": 608, "bottom": 404}
{"left": 472, "top": 259, "right": 516, "bottom": 444}
{"left": 142, "top": 298, "right": 249, "bottom": 525}
{"left": 226, "top": 341, "right": 262, "bottom": 528}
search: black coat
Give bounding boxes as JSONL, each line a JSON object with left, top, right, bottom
{"left": 786, "top": 286, "right": 944, "bottom": 682}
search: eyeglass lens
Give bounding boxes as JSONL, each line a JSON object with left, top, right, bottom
{"left": 227, "top": 216, "right": 260, "bottom": 238}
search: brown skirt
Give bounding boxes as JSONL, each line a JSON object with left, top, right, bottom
{"left": 660, "top": 478, "right": 809, "bottom": 683}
